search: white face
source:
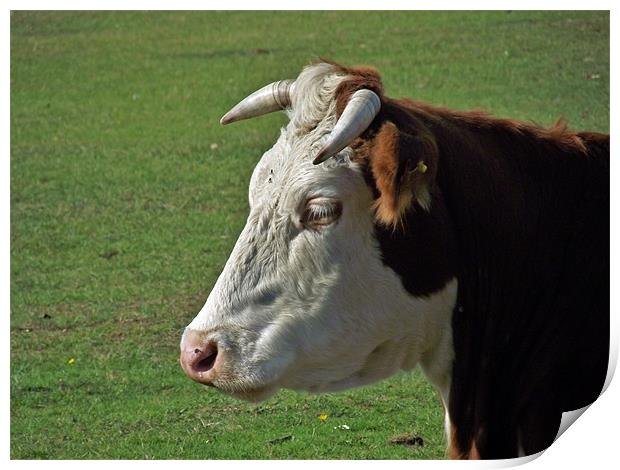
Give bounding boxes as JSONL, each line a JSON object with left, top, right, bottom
{"left": 181, "top": 128, "right": 456, "bottom": 402}
{"left": 180, "top": 66, "right": 457, "bottom": 402}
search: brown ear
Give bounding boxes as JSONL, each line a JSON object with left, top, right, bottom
{"left": 370, "top": 121, "right": 438, "bottom": 227}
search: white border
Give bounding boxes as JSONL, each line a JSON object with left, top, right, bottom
{"left": 4, "top": 5, "right": 616, "bottom": 468}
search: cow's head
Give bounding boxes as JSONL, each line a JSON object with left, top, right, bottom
{"left": 180, "top": 61, "right": 457, "bottom": 402}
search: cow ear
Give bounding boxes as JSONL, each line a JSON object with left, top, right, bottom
{"left": 369, "top": 121, "right": 438, "bottom": 227}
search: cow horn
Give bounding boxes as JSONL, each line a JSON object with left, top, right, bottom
{"left": 220, "top": 80, "right": 295, "bottom": 125}
{"left": 313, "top": 89, "right": 381, "bottom": 165}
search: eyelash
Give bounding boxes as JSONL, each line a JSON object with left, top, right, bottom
{"left": 301, "top": 199, "right": 342, "bottom": 228}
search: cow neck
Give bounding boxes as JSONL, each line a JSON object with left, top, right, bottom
{"left": 412, "top": 102, "right": 609, "bottom": 458}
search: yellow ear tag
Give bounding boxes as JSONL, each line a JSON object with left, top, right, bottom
{"left": 416, "top": 161, "right": 428, "bottom": 174}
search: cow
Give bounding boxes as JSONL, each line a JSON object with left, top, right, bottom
{"left": 179, "top": 60, "right": 609, "bottom": 459}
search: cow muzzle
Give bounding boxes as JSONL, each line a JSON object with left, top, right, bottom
{"left": 179, "top": 329, "right": 221, "bottom": 386}
{"left": 179, "top": 325, "right": 292, "bottom": 402}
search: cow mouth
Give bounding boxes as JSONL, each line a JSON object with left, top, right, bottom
{"left": 226, "top": 384, "right": 278, "bottom": 403}
{"left": 211, "top": 362, "right": 283, "bottom": 403}
{"left": 181, "top": 328, "right": 294, "bottom": 402}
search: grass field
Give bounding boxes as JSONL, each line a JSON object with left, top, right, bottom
{"left": 10, "top": 11, "right": 609, "bottom": 459}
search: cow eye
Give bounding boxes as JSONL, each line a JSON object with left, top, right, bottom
{"left": 301, "top": 198, "right": 342, "bottom": 229}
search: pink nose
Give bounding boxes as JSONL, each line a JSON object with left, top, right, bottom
{"left": 179, "top": 330, "right": 219, "bottom": 385}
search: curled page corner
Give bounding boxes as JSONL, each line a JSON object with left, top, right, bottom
{"left": 554, "top": 349, "right": 617, "bottom": 443}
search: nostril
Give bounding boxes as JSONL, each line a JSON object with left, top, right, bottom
{"left": 192, "top": 344, "right": 218, "bottom": 373}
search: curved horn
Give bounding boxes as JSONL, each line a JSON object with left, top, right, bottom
{"left": 312, "top": 89, "right": 381, "bottom": 165}
{"left": 220, "top": 80, "right": 295, "bottom": 125}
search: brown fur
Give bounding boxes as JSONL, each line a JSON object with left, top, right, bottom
{"left": 405, "top": 99, "right": 590, "bottom": 154}
{"left": 447, "top": 422, "right": 481, "bottom": 460}
{"left": 328, "top": 62, "right": 601, "bottom": 230}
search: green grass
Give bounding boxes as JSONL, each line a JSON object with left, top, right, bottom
{"left": 10, "top": 11, "right": 609, "bottom": 459}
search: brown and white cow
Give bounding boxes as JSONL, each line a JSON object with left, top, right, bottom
{"left": 180, "top": 61, "right": 609, "bottom": 459}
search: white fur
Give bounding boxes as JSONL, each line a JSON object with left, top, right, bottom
{"left": 183, "top": 63, "right": 457, "bottom": 402}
